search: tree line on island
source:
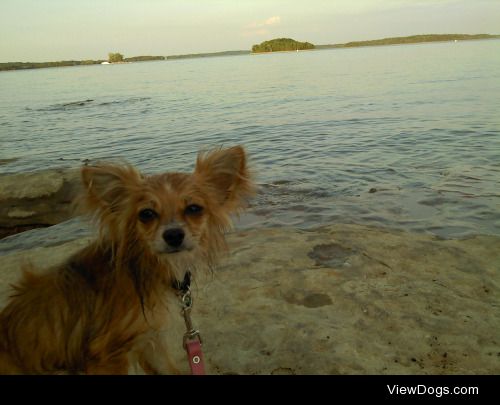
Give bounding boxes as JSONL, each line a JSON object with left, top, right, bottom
{"left": 0, "top": 53, "right": 165, "bottom": 71}
{"left": 107, "top": 53, "right": 166, "bottom": 63}
{"left": 1, "top": 34, "right": 498, "bottom": 71}
{"left": 251, "top": 38, "right": 315, "bottom": 53}
{"left": 315, "top": 33, "right": 499, "bottom": 49}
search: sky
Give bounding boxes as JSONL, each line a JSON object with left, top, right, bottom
{"left": 1, "top": 0, "right": 499, "bottom": 62}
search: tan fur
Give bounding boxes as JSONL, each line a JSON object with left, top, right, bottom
{"left": 0, "top": 146, "right": 255, "bottom": 374}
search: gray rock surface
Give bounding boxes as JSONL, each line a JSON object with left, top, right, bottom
{"left": 1, "top": 223, "right": 499, "bottom": 374}
{"left": 0, "top": 168, "right": 81, "bottom": 235}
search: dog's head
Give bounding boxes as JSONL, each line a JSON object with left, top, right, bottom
{"left": 80, "top": 146, "right": 254, "bottom": 278}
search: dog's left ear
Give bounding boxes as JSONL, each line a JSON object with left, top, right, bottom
{"left": 195, "top": 146, "right": 255, "bottom": 212}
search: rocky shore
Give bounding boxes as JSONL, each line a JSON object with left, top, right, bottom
{"left": 1, "top": 222, "right": 499, "bottom": 374}
{"left": 0, "top": 168, "right": 81, "bottom": 238}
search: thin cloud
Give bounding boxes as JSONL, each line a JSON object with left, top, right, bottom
{"left": 264, "top": 16, "right": 281, "bottom": 26}
{"left": 244, "top": 15, "right": 280, "bottom": 38}
{"left": 246, "top": 15, "right": 281, "bottom": 29}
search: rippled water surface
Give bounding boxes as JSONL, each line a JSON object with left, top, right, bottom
{"left": 1, "top": 40, "right": 500, "bottom": 238}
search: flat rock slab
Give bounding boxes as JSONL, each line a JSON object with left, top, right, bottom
{"left": 0, "top": 168, "right": 81, "bottom": 232}
{"left": 1, "top": 224, "right": 499, "bottom": 374}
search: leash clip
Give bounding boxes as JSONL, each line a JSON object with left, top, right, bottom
{"left": 181, "top": 288, "right": 193, "bottom": 310}
{"left": 181, "top": 288, "right": 203, "bottom": 348}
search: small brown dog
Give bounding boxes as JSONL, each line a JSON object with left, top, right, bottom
{"left": 0, "top": 146, "right": 254, "bottom": 374}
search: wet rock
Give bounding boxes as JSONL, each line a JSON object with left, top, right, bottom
{"left": 0, "top": 168, "right": 81, "bottom": 237}
{"left": 308, "top": 243, "right": 354, "bottom": 267}
{"left": 284, "top": 290, "right": 333, "bottom": 308}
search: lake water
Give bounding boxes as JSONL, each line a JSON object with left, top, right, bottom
{"left": 1, "top": 40, "right": 500, "bottom": 239}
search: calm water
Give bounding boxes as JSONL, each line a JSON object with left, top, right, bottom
{"left": 1, "top": 40, "right": 500, "bottom": 239}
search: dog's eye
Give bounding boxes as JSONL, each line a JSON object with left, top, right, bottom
{"left": 185, "top": 204, "right": 203, "bottom": 215}
{"left": 138, "top": 208, "right": 158, "bottom": 223}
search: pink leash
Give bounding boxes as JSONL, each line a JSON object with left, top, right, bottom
{"left": 181, "top": 287, "right": 206, "bottom": 375}
{"left": 185, "top": 337, "right": 205, "bottom": 375}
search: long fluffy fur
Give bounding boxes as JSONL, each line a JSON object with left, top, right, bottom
{"left": 0, "top": 146, "right": 255, "bottom": 374}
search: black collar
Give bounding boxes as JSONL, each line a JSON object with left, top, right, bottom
{"left": 172, "top": 271, "right": 191, "bottom": 293}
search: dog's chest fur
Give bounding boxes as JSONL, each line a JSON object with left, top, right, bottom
{"left": 128, "top": 290, "right": 189, "bottom": 374}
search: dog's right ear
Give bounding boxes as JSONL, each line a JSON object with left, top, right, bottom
{"left": 80, "top": 164, "right": 142, "bottom": 215}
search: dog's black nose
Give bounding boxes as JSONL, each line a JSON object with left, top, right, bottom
{"left": 163, "top": 228, "right": 185, "bottom": 248}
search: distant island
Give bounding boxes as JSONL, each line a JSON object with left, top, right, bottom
{"left": 0, "top": 53, "right": 165, "bottom": 72}
{"left": 166, "top": 50, "right": 248, "bottom": 60}
{"left": 122, "top": 55, "right": 165, "bottom": 62}
{"left": 316, "top": 33, "right": 500, "bottom": 49}
{"left": 0, "top": 59, "right": 105, "bottom": 71}
{"left": 1, "top": 34, "right": 498, "bottom": 70}
{"left": 251, "top": 38, "right": 315, "bottom": 53}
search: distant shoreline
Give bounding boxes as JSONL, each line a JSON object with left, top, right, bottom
{"left": 0, "top": 56, "right": 164, "bottom": 72}
{"left": 315, "top": 33, "right": 500, "bottom": 50}
{"left": 1, "top": 34, "right": 499, "bottom": 71}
